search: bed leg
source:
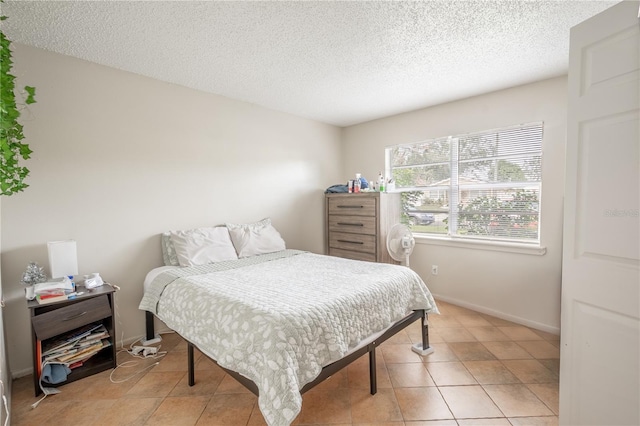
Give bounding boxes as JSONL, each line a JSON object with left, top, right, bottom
{"left": 145, "top": 311, "right": 155, "bottom": 341}
{"left": 188, "top": 343, "right": 195, "bottom": 386}
{"left": 369, "top": 347, "right": 377, "bottom": 395}
{"left": 411, "top": 311, "right": 435, "bottom": 356}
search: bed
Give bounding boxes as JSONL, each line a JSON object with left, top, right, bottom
{"left": 139, "top": 222, "right": 438, "bottom": 426}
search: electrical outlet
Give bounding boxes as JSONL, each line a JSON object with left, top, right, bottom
{"left": 431, "top": 265, "right": 438, "bottom": 275}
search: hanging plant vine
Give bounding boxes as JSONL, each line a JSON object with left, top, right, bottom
{"left": 0, "top": 5, "right": 36, "bottom": 196}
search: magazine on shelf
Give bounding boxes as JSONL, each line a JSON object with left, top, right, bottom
{"left": 57, "top": 339, "right": 112, "bottom": 365}
{"left": 57, "top": 341, "right": 104, "bottom": 363}
{"left": 42, "top": 336, "right": 110, "bottom": 365}
{"left": 41, "top": 323, "right": 107, "bottom": 357}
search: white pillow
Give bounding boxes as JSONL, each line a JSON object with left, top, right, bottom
{"left": 169, "top": 227, "right": 238, "bottom": 267}
{"left": 226, "top": 218, "right": 286, "bottom": 258}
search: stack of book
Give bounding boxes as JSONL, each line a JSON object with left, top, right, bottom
{"left": 41, "top": 323, "right": 111, "bottom": 369}
{"left": 33, "top": 277, "right": 75, "bottom": 304}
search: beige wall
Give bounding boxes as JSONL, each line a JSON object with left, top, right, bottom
{"left": 1, "top": 45, "right": 343, "bottom": 376}
{"left": 342, "top": 77, "right": 567, "bottom": 333}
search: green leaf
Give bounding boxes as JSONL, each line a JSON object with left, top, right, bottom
{"left": 19, "top": 143, "right": 32, "bottom": 159}
{"left": 24, "top": 86, "right": 36, "bottom": 104}
{"left": 20, "top": 146, "right": 31, "bottom": 157}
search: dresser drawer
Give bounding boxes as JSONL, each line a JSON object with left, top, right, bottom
{"left": 328, "top": 215, "right": 376, "bottom": 235}
{"left": 329, "top": 232, "right": 376, "bottom": 254}
{"left": 329, "top": 248, "right": 377, "bottom": 263}
{"left": 328, "top": 197, "right": 376, "bottom": 216}
{"left": 31, "top": 295, "right": 112, "bottom": 340}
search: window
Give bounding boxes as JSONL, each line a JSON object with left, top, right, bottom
{"left": 386, "top": 122, "right": 543, "bottom": 244}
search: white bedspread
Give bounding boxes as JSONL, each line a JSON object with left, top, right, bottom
{"left": 139, "top": 250, "right": 438, "bottom": 426}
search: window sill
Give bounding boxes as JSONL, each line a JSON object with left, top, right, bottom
{"left": 414, "top": 234, "right": 547, "bottom": 256}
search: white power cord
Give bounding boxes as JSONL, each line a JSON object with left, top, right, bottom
{"left": 109, "top": 347, "right": 165, "bottom": 384}
{"left": 0, "top": 379, "right": 8, "bottom": 426}
{"left": 2, "top": 394, "right": 7, "bottom": 426}
{"left": 109, "top": 359, "right": 160, "bottom": 384}
{"left": 31, "top": 361, "right": 64, "bottom": 409}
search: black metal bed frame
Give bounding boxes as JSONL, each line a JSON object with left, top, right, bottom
{"left": 146, "top": 308, "right": 431, "bottom": 396}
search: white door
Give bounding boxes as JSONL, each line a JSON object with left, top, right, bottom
{"left": 561, "top": 1, "right": 640, "bottom": 425}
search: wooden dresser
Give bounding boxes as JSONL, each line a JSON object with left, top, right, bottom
{"left": 325, "top": 192, "right": 401, "bottom": 264}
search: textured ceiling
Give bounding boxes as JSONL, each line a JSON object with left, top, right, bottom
{"left": 2, "top": 0, "right": 618, "bottom": 127}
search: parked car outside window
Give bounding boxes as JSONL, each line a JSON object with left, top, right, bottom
{"left": 405, "top": 210, "right": 435, "bottom": 226}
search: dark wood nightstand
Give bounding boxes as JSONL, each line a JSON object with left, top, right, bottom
{"left": 27, "top": 284, "right": 117, "bottom": 396}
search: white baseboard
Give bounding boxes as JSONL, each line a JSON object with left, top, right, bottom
{"left": 431, "top": 293, "right": 560, "bottom": 335}
{"left": 12, "top": 367, "right": 32, "bottom": 379}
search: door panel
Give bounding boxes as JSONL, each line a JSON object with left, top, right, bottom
{"left": 580, "top": 112, "right": 639, "bottom": 261}
{"left": 571, "top": 302, "right": 640, "bottom": 425}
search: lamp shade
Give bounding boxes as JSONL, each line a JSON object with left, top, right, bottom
{"left": 47, "top": 240, "right": 78, "bottom": 279}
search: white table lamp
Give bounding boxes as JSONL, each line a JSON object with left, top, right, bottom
{"left": 47, "top": 240, "right": 78, "bottom": 279}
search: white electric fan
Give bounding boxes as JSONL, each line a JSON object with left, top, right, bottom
{"left": 386, "top": 224, "right": 415, "bottom": 267}
{"left": 387, "top": 223, "right": 435, "bottom": 356}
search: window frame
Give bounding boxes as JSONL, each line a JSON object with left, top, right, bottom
{"left": 385, "top": 122, "right": 545, "bottom": 252}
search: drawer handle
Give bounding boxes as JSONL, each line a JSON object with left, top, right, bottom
{"left": 337, "top": 222, "right": 364, "bottom": 227}
{"left": 337, "top": 205, "right": 364, "bottom": 209}
{"left": 337, "top": 239, "right": 364, "bottom": 245}
{"left": 62, "top": 311, "right": 87, "bottom": 321}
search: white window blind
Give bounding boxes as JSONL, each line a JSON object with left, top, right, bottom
{"left": 386, "top": 122, "right": 543, "bottom": 243}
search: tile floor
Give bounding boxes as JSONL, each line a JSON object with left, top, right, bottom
{"left": 10, "top": 300, "right": 560, "bottom": 425}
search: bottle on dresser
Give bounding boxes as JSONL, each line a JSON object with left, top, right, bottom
{"left": 354, "top": 173, "right": 361, "bottom": 193}
{"left": 378, "top": 172, "right": 385, "bottom": 192}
